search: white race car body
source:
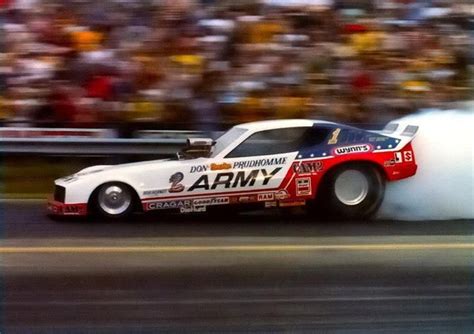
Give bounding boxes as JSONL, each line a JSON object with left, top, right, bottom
{"left": 48, "top": 119, "right": 418, "bottom": 217}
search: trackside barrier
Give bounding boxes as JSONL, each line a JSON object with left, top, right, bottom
{"left": 0, "top": 128, "right": 224, "bottom": 155}
{"left": 0, "top": 138, "right": 189, "bottom": 156}
{"left": 134, "top": 130, "right": 203, "bottom": 139}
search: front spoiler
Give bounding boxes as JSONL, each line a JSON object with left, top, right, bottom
{"left": 47, "top": 199, "right": 88, "bottom": 216}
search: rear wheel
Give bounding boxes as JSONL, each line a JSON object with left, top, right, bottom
{"left": 319, "top": 164, "right": 385, "bottom": 220}
{"left": 93, "top": 182, "right": 135, "bottom": 219}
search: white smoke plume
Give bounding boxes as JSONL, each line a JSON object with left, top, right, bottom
{"left": 378, "top": 104, "right": 474, "bottom": 220}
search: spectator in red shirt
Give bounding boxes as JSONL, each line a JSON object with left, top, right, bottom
{"left": 350, "top": 70, "right": 374, "bottom": 96}
{"left": 85, "top": 75, "right": 112, "bottom": 100}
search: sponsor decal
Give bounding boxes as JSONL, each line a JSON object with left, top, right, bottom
{"left": 394, "top": 152, "right": 403, "bottom": 163}
{"left": 369, "top": 136, "right": 389, "bottom": 142}
{"left": 143, "top": 189, "right": 167, "bottom": 196}
{"left": 229, "top": 196, "right": 240, "bottom": 204}
{"left": 328, "top": 128, "right": 341, "bottom": 144}
{"left": 296, "top": 177, "right": 312, "bottom": 196}
{"left": 279, "top": 200, "right": 306, "bottom": 207}
{"left": 211, "top": 162, "right": 232, "bottom": 171}
{"left": 265, "top": 201, "right": 277, "bottom": 208}
{"left": 60, "top": 175, "right": 78, "bottom": 183}
{"left": 403, "top": 151, "right": 413, "bottom": 162}
{"left": 238, "top": 195, "right": 257, "bottom": 203}
{"left": 239, "top": 196, "right": 250, "bottom": 202}
{"left": 48, "top": 203, "right": 86, "bottom": 215}
{"left": 193, "top": 197, "right": 229, "bottom": 206}
{"left": 232, "top": 157, "right": 287, "bottom": 169}
{"left": 180, "top": 206, "right": 206, "bottom": 213}
{"left": 188, "top": 168, "right": 282, "bottom": 191}
{"left": 169, "top": 172, "right": 185, "bottom": 193}
{"left": 275, "top": 189, "right": 290, "bottom": 200}
{"left": 257, "top": 193, "right": 274, "bottom": 201}
{"left": 293, "top": 161, "right": 323, "bottom": 174}
{"left": 76, "top": 169, "right": 104, "bottom": 177}
{"left": 64, "top": 205, "right": 80, "bottom": 214}
{"left": 384, "top": 159, "right": 395, "bottom": 167}
{"left": 146, "top": 200, "right": 191, "bottom": 210}
{"left": 190, "top": 165, "right": 208, "bottom": 173}
{"left": 334, "top": 144, "right": 371, "bottom": 155}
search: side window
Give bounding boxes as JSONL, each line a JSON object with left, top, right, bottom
{"left": 338, "top": 129, "right": 351, "bottom": 144}
{"left": 300, "top": 127, "right": 330, "bottom": 149}
{"left": 226, "top": 127, "right": 310, "bottom": 158}
{"left": 336, "top": 129, "right": 364, "bottom": 144}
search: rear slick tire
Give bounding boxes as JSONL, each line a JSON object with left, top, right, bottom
{"left": 322, "top": 164, "right": 385, "bottom": 220}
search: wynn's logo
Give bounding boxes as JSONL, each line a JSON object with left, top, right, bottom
{"left": 334, "top": 144, "right": 371, "bottom": 155}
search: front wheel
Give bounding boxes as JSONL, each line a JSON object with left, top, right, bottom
{"left": 93, "top": 182, "right": 135, "bottom": 219}
{"left": 320, "top": 164, "right": 385, "bottom": 220}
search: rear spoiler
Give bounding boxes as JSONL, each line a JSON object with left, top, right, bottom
{"left": 382, "top": 123, "right": 419, "bottom": 137}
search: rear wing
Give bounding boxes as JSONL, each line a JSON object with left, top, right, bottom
{"left": 382, "top": 123, "right": 419, "bottom": 138}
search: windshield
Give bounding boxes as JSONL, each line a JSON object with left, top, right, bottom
{"left": 211, "top": 127, "right": 247, "bottom": 157}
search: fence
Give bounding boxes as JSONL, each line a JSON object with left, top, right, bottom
{"left": 0, "top": 128, "right": 213, "bottom": 156}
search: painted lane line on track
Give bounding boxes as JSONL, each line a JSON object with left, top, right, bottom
{"left": 7, "top": 294, "right": 471, "bottom": 306}
{"left": 0, "top": 243, "right": 473, "bottom": 253}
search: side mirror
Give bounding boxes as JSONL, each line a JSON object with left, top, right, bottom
{"left": 178, "top": 138, "right": 215, "bottom": 159}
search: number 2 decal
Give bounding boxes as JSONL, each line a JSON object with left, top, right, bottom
{"left": 169, "top": 172, "right": 185, "bottom": 193}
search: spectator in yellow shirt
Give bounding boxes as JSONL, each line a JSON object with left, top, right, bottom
{"left": 71, "top": 30, "right": 103, "bottom": 52}
{"left": 350, "top": 30, "right": 384, "bottom": 54}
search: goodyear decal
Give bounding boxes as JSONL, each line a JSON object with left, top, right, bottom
{"left": 193, "top": 197, "right": 229, "bottom": 206}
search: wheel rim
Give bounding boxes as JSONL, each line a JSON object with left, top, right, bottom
{"left": 98, "top": 185, "right": 132, "bottom": 215}
{"left": 334, "top": 169, "right": 369, "bottom": 206}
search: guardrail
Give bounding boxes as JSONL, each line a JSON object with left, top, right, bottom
{"left": 0, "top": 130, "right": 224, "bottom": 156}
{"left": 0, "top": 138, "right": 189, "bottom": 156}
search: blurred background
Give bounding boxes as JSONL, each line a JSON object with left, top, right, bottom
{"left": 1, "top": 2, "right": 473, "bottom": 332}
{"left": 0, "top": 0, "right": 472, "bottom": 135}
{"left": 0, "top": 0, "right": 473, "bottom": 196}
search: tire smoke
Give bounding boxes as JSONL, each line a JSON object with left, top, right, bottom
{"left": 378, "top": 105, "right": 474, "bottom": 220}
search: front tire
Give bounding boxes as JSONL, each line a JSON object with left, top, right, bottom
{"left": 320, "top": 164, "right": 385, "bottom": 220}
{"left": 93, "top": 182, "right": 135, "bottom": 219}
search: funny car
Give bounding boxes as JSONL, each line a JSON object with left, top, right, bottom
{"left": 48, "top": 119, "right": 418, "bottom": 219}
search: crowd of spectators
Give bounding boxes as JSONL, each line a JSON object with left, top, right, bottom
{"left": 0, "top": 0, "right": 472, "bottom": 131}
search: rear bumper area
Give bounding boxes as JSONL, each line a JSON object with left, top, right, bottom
{"left": 386, "top": 163, "right": 418, "bottom": 181}
{"left": 47, "top": 199, "right": 88, "bottom": 216}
